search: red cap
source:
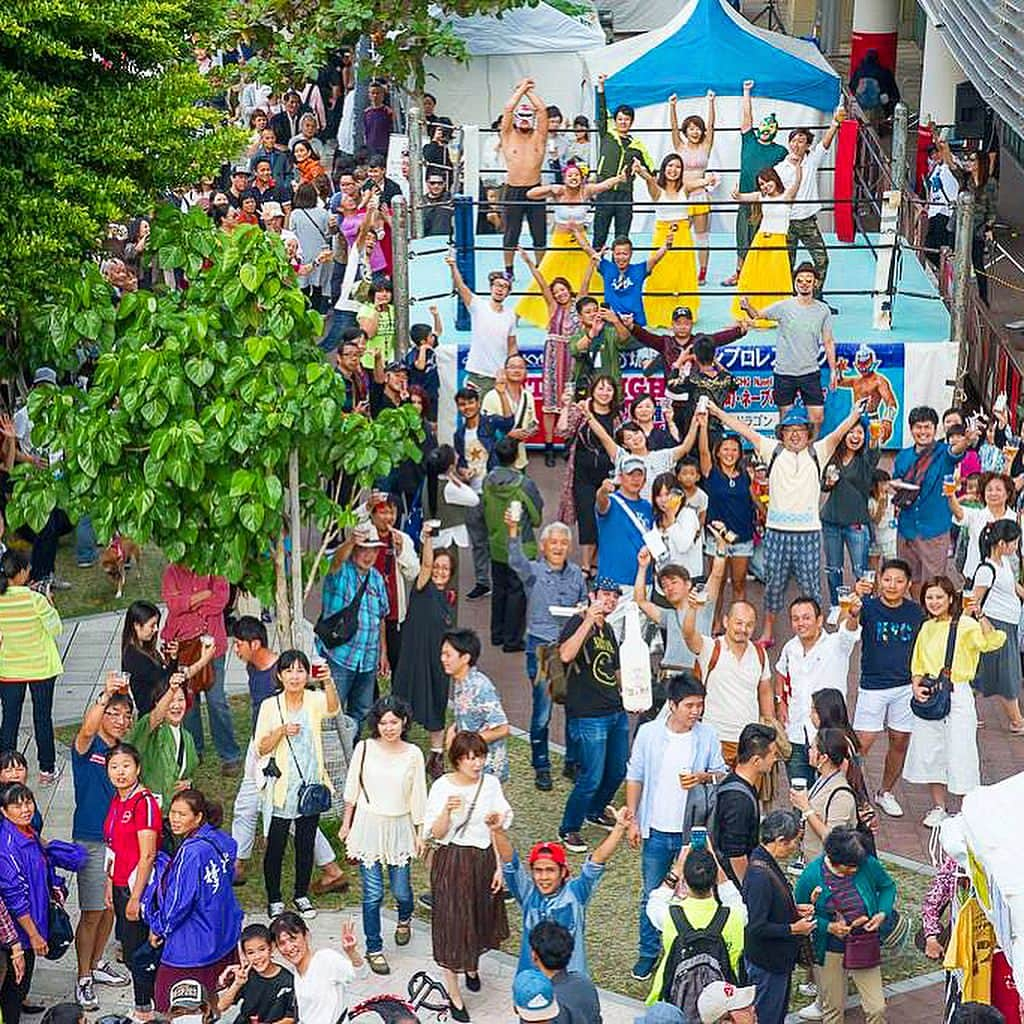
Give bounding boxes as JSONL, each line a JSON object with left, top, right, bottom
{"left": 528, "top": 841, "right": 568, "bottom": 867}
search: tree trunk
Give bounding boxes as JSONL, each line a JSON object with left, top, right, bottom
{"left": 273, "top": 532, "right": 293, "bottom": 649}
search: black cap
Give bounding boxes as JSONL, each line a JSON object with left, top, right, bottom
{"left": 672, "top": 306, "right": 694, "bottom": 321}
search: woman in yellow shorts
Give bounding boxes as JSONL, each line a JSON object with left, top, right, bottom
{"left": 671, "top": 90, "right": 717, "bottom": 285}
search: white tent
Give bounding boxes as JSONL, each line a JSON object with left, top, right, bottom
{"left": 607, "top": 0, "right": 689, "bottom": 34}
{"left": 422, "top": 3, "right": 606, "bottom": 127}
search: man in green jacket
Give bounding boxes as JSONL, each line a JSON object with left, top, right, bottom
{"left": 482, "top": 437, "right": 543, "bottom": 653}
{"left": 592, "top": 73, "right": 654, "bottom": 248}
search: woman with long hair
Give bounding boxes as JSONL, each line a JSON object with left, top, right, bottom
{"left": 967, "top": 518, "right": 1024, "bottom": 733}
{"left": 633, "top": 154, "right": 704, "bottom": 327}
{"left": 339, "top": 696, "right": 426, "bottom": 976}
{"left": 731, "top": 164, "right": 803, "bottom": 324}
{"left": 789, "top": 728, "right": 860, "bottom": 863}
{"left": 291, "top": 139, "right": 325, "bottom": 186}
{"left": 670, "top": 90, "right": 717, "bottom": 284}
{"left": 821, "top": 419, "right": 881, "bottom": 613}
{"left": 903, "top": 576, "right": 1005, "bottom": 826}
{"left": 555, "top": 374, "right": 621, "bottom": 577}
{"left": 420, "top": 443, "right": 479, "bottom": 585}
{"left": 425, "top": 732, "right": 511, "bottom": 1022}
{"left": 288, "top": 182, "right": 332, "bottom": 311}
{"left": 697, "top": 426, "right": 756, "bottom": 617}
{"left": 142, "top": 789, "right": 243, "bottom": 1011}
{"left": 650, "top": 471, "right": 703, "bottom": 582}
{"left": 516, "top": 161, "right": 618, "bottom": 328}
{"left": 254, "top": 650, "right": 340, "bottom": 920}
{"left": 0, "top": 550, "right": 62, "bottom": 786}
{"left": 392, "top": 525, "right": 456, "bottom": 780}
{"left": 104, "top": 743, "right": 160, "bottom": 1020}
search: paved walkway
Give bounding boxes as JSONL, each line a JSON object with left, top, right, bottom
{"left": 20, "top": 609, "right": 643, "bottom": 1023}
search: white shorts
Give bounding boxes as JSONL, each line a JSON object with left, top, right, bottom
{"left": 852, "top": 685, "right": 915, "bottom": 733}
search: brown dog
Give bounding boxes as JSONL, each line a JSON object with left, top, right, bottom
{"left": 99, "top": 535, "right": 143, "bottom": 598}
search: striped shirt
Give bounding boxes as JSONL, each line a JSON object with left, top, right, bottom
{"left": 0, "top": 586, "right": 62, "bottom": 681}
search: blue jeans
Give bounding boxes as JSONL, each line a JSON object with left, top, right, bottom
{"left": 525, "top": 636, "right": 579, "bottom": 774}
{"left": 823, "top": 521, "right": 870, "bottom": 607}
{"left": 359, "top": 861, "right": 414, "bottom": 954}
{"left": 329, "top": 662, "right": 377, "bottom": 734}
{"left": 786, "top": 742, "right": 815, "bottom": 787}
{"left": 560, "top": 712, "right": 629, "bottom": 834}
{"left": 75, "top": 517, "right": 97, "bottom": 565}
{"left": 183, "top": 656, "right": 240, "bottom": 763}
{"left": 745, "top": 959, "right": 792, "bottom": 1024}
{"left": 639, "top": 829, "right": 683, "bottom": 961}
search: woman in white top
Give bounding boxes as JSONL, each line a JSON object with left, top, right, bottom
{"left": 730, "top": 163, "right": 802, "bottom": 325}
{"left": 948, "top": 471, "right": 1018, "bottom": 581}
{"left": 650, "top": 471, "right": 703, "bottom": 582}
{"left": 516, "top": 163, "right": 624, "bottom": 328}
{"left": 425, "top": 731, "right": 512, "bottom": 1021}
{"left": 967, "top": 518, "right": 1024, "bottom": 733}
{"left": 633, "top": 154, "right": 709, "bottom": 327}
{"left": 339, "top": 696, "right": 426, "bottom": 975}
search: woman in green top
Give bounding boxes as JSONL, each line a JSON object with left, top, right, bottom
{"left": 130, "top": 676, "right": 198, "bottom": 816}
{"left": 0, "top": 550, "right": 62, "bottom": 784}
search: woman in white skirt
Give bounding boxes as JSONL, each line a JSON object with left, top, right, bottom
{"left": 339, "top": 695, "right": 426, "bottom": 976}
{"left": 967, "top": 519, "right": 1024, "bottom": 734}
{"left": 904, "top": 575, "right": 1005, "bottom": 828}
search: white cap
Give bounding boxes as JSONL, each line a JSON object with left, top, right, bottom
{"left": 697, "top": 982, "right": 757, "bottom": 1024}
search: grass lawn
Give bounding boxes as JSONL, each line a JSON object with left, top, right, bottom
{"left": 62, "top": 695, "right": 939, "bottom": 1004}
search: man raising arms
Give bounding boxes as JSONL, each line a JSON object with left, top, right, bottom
{"left": 499, "top": 79, "right": 549, "bottom": 279}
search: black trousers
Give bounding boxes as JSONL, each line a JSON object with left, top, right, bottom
{"left": 0, "top": 948, "right": 34, "bottom": 1024}
{"left": 924, "top": 213, "right": 953, "bottom": 268}
{"left": 114, "top": 884, "right": 154, "bottom": 1009}
{"left": 264, "top": 813, "right": 319, "bottom": 903}
{"left": 592, "top": 190, "right": 633, "bottom": 249}
{"left": 29, "top": 508, "right": 73, "bottom": 580}
{"left": 490, "top": 560, "right": 526, "bottom": 650}
{"left": 971, "top": 229, "right": 990, "bottom": 305}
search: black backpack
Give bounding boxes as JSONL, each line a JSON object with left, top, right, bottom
{"left": 661, "top": 903, "right": 736, "bottom": 1020}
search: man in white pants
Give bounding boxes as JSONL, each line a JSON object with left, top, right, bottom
{"left": 231, "top": 616, "right": 349, "bottom": 895}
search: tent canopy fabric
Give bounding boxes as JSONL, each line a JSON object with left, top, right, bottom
{"left": 440, "top": 2, "right": 605, "bottom": 56}
{"left": 592, "top": 0, "right": 840, "bottom": 112}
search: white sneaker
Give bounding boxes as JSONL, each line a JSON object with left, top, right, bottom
{"left": 797, "top": 1002, "right": 824, "bottom": 1021}
{"left": 798, "top": 982, "right": 818, "bottom": 998}
{"left": 922, "top": 806, "right": 949, "bottom": 828}
{"left": 93, "top": 958, "right": 130, "bottom": 986}
{"left": 876, "top": 790, "right": 904, "bottom": 817}
{"left": 826, "top": 606, "right": 841, "bottom": 626}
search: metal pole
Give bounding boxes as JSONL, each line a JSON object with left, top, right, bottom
{"left": 951, "top": 190, "right": 975, "bottom": 402}
{"left": 407, "top": 105, "right": 424, "bottom": 240}
{"left": 288, "top": 448, "right": 303, "bottom": 651}
{"left": 890, "top": 102, "right": 909, "bottom": 193}
{"left": 391, "top": 195, "right": 411, "bottom": 359}
{"left": 453, "top": 195, "right": 476, "bottom": 332}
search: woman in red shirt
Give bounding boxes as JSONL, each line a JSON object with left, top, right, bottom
{"left": 104, "top": 743, "right": 161, "bottom": 1020}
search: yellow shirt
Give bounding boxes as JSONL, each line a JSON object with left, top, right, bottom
{"left": 910, "top": 616, "right": 1005, "bottom": 685}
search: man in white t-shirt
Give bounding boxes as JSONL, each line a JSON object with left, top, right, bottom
{"left": 774, "top": 109, "right": 843, "bottom": 307}
{"left": 682, "top": 594, "right": 773, "bottom": 765}
{"left": 271, "top": 911, "right": 368, "bottom": 1022}
{"left": 447, "top": 255, "right": 518, "bottom": 395}
{"left": 710, "top": 399, "right": 863, "bottom": 646}
{"left": 774, "top": 595, "right": 860, "bottom": 786}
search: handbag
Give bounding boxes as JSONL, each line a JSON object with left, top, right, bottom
{"left": 843, "top": 927, "right": 882, "bottom": 970}
{"left": 45, "top": 896, "right": 74, "bottom": 961}
{"left": 314, "top": 571, "right": 371, "bottom": 649}
{"left": 277, "top": 696, "right": 332, "bottom": 817}
{"left": 891, "top": 447, "right": 936, "bottom": 510}
{"left": 911, "top": 617, "right": 958, "bottom": 721}
{"left": 177, "top": 636, "right": 214, "bottom": 694}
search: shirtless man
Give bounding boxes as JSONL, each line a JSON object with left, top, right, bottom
{"left": 835, "top": 344, "right": 899, "bottom": 443}
{"left": 499, "top": 78, "right": 549, "bottom": 279}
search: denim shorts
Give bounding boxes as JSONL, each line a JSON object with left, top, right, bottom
{"left": 703, "top": 538, "right": 755, "bottom": 558}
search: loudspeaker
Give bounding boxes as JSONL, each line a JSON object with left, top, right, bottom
{"left": 955, "top": 81, "right": 986, "bottom": 139}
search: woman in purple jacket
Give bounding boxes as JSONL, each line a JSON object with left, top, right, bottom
{"left": 141, "top": 789, "right": 243, "bottom": 1011}
{"left": 0, "top": 784, "right": 85, "bottom": 1024}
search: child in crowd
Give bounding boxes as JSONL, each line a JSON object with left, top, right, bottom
{"left": 676, "top": 456, "right": 708, "bottom": 531}
{"left": 405, "top": 307, "right": 442, "bottom": 416}
{"left": 218, "top": 923, "right": 297, "bottom": 1023}
{"left": 0, "top": 750, "right": 42, "bottom": 831}
{"left": 868, "top": 469, "right": 897, "bottom": 569}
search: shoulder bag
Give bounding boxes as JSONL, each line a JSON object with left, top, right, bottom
{"left": 277, "top": 696, "right": 332, "bottom": 816}
{"left": 911, "top": 617, "right": 958, "bottom": 721}
{"left": 891, "top": 447, "right": 937, "bottom": 510}
{"left": 314, "top": 570, "right": 371, "bottom": 649}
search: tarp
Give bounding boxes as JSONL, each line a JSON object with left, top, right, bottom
{"left": 585, "top": 0, "right": 840, "bottom": 112}
{"left": 439, "top": 2, "right": 605, "bottom": 55}
{"left": 606, "top": 0, "right": 686, "bottom": 34}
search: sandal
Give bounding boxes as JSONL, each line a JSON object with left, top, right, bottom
{"left": 395, "top": 919, "right": 412, "bottom": 946}
{"left": 366, "top": 951, "right": 390, "bottom": 975}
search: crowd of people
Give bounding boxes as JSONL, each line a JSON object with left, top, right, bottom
{"left": 0, "top": 51, "right": 1016, "bottom": 1024}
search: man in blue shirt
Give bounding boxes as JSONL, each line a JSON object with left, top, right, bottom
{"left": 595, "top": 457, "right": 653, "bottom": 586}
{"left": 492, "top": 806, "right": 632, "bottom": 976}
{"left": 594, "top": 232, "right": 675, "bottom": 327}
{"left": 847, "top": 558, "right": 924, "bottom": 820}
{"left": 892, "top": 405, "right": 972, "bottom": 589}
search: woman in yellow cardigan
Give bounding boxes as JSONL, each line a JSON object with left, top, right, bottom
{"left": 254, "top": 650, "right": 340, "bottom": 920}
{"left": 903, "top": 575, "right": 1004, "bottom": 828}
{"left": 0, "top": 550, "right": 62, "bottom": 784}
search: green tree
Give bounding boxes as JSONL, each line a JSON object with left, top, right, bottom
{"left": 8, "top": 208, "right": 422, "bottom": 645}
{"left": 0, "top": 0, "right": 241, "bottom": 374}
